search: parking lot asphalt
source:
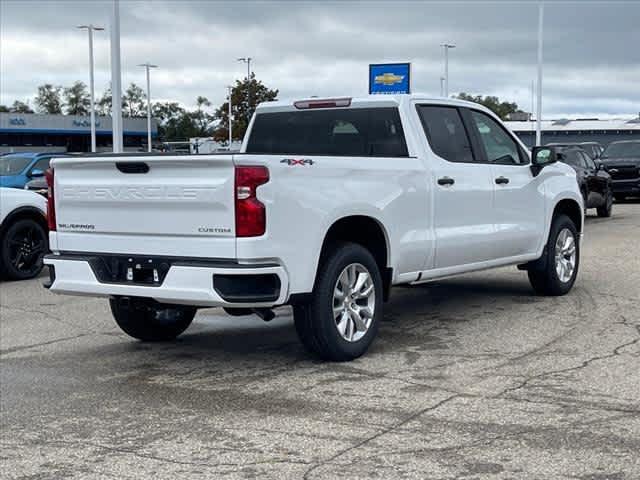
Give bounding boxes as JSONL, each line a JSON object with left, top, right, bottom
{"left": 1, "top": 202, "right": 639, "bottom": 480}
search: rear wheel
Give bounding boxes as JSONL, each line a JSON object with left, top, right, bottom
{"left": 528, "top": 214, "right": 579, "bottom": 296}
{"left": 597, "top": 190, "right": 613, "bottom": 217}
{"left": 294, "top": 242, "right": 383, "bottom": 361}
{"left": 109, "top": 297, "right": 196, "bottom": 341}
{"left": 0, "top": 218, "right": 48, "bottom": 280}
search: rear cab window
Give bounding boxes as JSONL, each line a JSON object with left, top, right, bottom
{"left": 246, "top": 107, "right": 409, "bottom": 157}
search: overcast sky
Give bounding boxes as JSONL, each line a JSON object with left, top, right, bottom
{"left": 1, "top": 0, "right": 638, "bottom": 119}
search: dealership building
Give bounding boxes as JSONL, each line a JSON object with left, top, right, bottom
{"left": 505, "top": 117, "right": 640, "bottom": 147}
{"left": 0, "top": 113, "right": 158, "bottom": 153}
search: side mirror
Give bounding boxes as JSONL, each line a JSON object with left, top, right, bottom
{"left": 531, "top": 146, "right": 558, "bottom": 176}
{"left": 30, "top": 168, "right": 45, "bottom": 178}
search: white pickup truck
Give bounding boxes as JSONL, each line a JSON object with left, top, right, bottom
{"left": 44, "top": 95, "right": 583, "bottom": 360}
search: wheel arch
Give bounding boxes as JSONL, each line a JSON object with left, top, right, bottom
{"left": 317, "top": 215, "right": 393, "bottom": 301}
{"left": 552, "top": 198, "right": 583, "bottom": 234}
{"left": 0, "top": 206, "right": 47, "bottom": 238}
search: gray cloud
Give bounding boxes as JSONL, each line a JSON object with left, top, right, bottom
{"left": 1, "top": 0, "right": 638, "bottom": 118}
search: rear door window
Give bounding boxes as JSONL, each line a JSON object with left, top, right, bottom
{"left": 246, "top": 107, "right": 408, "bottom": 157}
{"left": 416, "top": 105, "right": 474, "bottom": 163}
{"left": 563, "top": 150, "right": 585, "bottom": 168}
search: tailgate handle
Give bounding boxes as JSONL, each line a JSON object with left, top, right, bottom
{"left": 116, "top": 162, "right": 149, "bottom": 174}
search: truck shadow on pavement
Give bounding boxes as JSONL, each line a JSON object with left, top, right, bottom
{"left": 86, "top": 274, "right": 540, "bottom": 366}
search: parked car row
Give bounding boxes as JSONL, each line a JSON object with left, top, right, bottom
{"left": 546, "top": 139, "right": 640, "bottom": 209}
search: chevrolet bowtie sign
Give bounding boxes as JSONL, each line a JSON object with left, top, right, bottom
{"left": 369, "top": 63, "right": 411, "bottom": 94}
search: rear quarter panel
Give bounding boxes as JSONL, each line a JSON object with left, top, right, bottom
{"left": 234, "top": 154, "right": 430, "bottom": 294}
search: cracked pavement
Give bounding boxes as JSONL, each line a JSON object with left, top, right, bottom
{"left": 1, "top": 202, "right": 639, "bottom": 479}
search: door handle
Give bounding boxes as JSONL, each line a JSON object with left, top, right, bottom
{"left": 495, "top": 176, "right": 510, "bottom": 185}
{"left": 437, "top": 176, "right": 455, "bottom": 186}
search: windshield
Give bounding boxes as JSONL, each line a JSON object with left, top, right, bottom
{"left": 601, "top": 142, "right": 640, "bottom": 159}
{"left": 0, "top": 155, "right": 32, "bottom": 176}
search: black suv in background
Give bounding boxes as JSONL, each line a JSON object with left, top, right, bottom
{"left": 599, "top": 140, "right": 640, "bottom": 201}
{"left": 547, "top": 142, "right": 604, "bottom": 160}
{"left": 554, "top": 146, "right": 613, "bottom": 217}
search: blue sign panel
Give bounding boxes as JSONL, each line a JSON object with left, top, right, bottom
{"left": 369, "top": 63, "right": 411, "bottom": 94}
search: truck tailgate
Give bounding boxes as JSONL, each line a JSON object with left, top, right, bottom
{"left": 51, "top": 155, "right": 236, "bottom": 258}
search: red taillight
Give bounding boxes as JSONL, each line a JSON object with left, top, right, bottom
{"left": 235, "top": 166, "right": 269, "bottom": 237}
{"left": 45, "top": 168, "right": 56, "bottom": 231}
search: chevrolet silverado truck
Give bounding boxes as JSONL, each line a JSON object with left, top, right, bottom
{"left": 44, "top": 95, "right": 584, "bottom": 360}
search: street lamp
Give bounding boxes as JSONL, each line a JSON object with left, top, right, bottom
{"left": 440, "top": 43, "right": 456, "bottom": 97}
{"left": 227, "top": 85, "right": 233, "bottom": 148}
{"left": 536, "top": 2, "right": 544, "bottom": 146}
{"left": 110, "top": 0, "right": 123, "bottom": 153}
{"left": 237, "top": 57, "right": 252, "bottom": 123}
{"left": 77, "top": 24, "right": 104, "bottom": 153}
{"left": 137, "top": 63, "right": 158, "bottom": 152}
{"left": 237, "top": 57, "right": 252, "bottom": 80}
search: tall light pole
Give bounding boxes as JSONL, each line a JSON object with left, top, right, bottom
{"left": 536, "top": 2, "right": 544, "bottom": 146}
{"left": 237, "top": 57, "right": 252, "bottom": 123}
{"left": 138, "top": 63, "right": 158, "bottom": 152}
{"left": 440, "top": 77, "right": 445, "bottom": 97}
{"left": 110, "top": 0, "right": 123, "bottom": 153}
{"left": 441, "top": 43, "right": 455, "bottom": 97}
{"left": 227, "top": 85, "right": 233, "bottom": 148}
{"left": 77, "top": 24, "right": 104, "bottom": 153}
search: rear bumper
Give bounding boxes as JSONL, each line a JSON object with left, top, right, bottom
{"left": 44, "top": 253, "right": 289, "bottom": 308}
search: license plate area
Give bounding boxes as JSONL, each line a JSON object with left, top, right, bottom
{"left": 88, "top": 255, "right": 171, "bottom": 286}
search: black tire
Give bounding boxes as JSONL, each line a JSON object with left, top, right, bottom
{"left": 109, "top": 297, "right": 196, "bottom": 341}
{"left": 528, "top": 214, "right": 579, "bottom": 296}
{"left": 614, "top": 194, "right": 626, "bottom": 202}
{"left": 0, "top": 218, "right": 48, "bottom": 280}
{"left": 597, "top": 190, "right": 613, "bottom": 217}
{"left": 293, "top": 242, "right": 383, "bottom": 361}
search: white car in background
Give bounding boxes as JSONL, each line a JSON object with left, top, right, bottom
{"left": 0, "top": 188, "right": 48, "bottom": 280}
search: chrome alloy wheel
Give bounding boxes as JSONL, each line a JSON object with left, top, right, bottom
{"left": 554, "top": 228, "right": 577, "bottom": 283}
{"left": 332, "top": 263, "right": 375, "bottom": 342}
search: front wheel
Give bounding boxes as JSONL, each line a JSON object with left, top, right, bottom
{"left": 294, "top": 242, "right": 383, "bottom": 361}
{"left": 109, "top": 297, "right": 196, "bottom": 341}
{"left": 528, "top": 214, "right": 579, "bottom": 296}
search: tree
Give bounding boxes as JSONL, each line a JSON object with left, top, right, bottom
{"left": 193, "top": 96, "right": 212, "bottom": 133}
{"left": 152, "top": 101, "right": 188, "bottom": 140}
{"left": 64, "top": 81, "right": 90, "bottom": 115}
{"left": 454, "top": 93, "right": 519, "bottom": 120}
{"left": 9, "top": 101, "right": 34, "bottom": 113}
{"left": 0, "top": 105, "right": 9, "bottom": 112}
{"left": 34, "top": 83, "right": 63, "bottom": 114}
{"left": 213, "top": 74, "right": 278, "bottom": 142}
{"left": 97, "top": 85, "right": 112, "bottom": 116}
{"left": 122, "top": 83, "right": 146, "bottom": 117}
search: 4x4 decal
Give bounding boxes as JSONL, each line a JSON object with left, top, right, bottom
{"left": 281, "top": 158, "right": 314, "bottom": 166}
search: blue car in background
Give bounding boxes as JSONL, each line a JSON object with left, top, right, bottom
{"left": 0, "top": 152, "right": 69, "bottom": 189}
